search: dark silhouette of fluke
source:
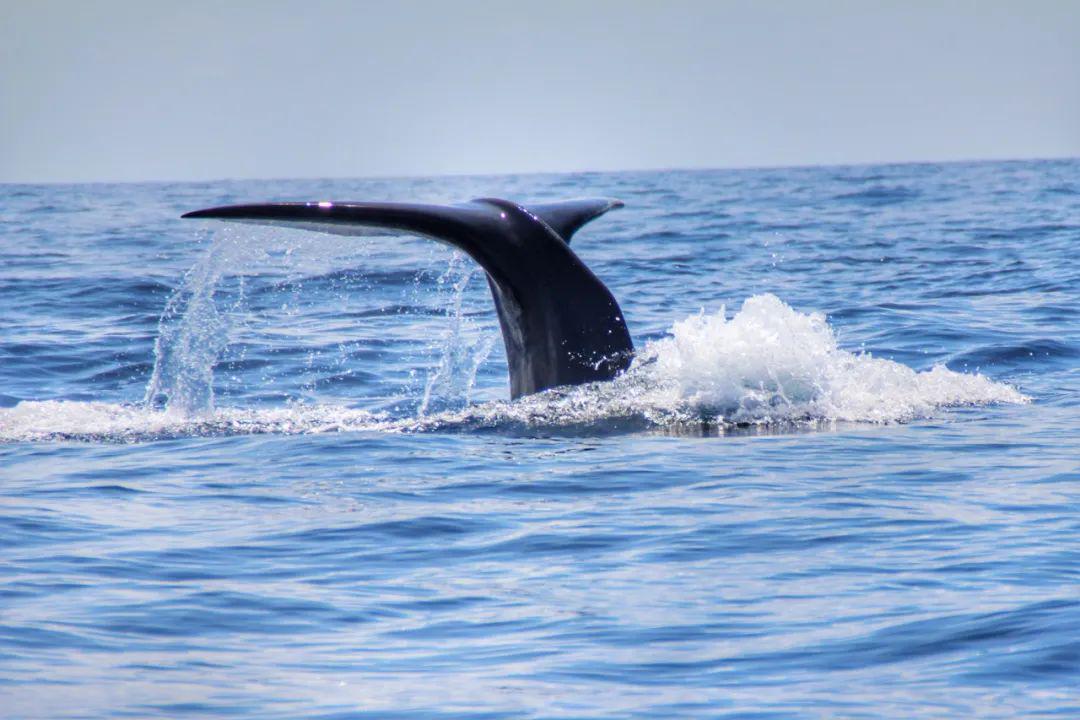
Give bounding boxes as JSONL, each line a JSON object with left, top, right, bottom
{"left": 183, "top": 198, "right": 633, "bottom": 399}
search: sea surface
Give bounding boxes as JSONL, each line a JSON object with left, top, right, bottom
{"left": 1, "top": 160, "right": 1077, "bottom": 718}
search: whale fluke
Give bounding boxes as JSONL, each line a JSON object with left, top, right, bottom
{"left": 524, "top": 198, "right": 624, "bottom": 244}
{"left": 182, "top": 198, "right": 633, "bottom": 399}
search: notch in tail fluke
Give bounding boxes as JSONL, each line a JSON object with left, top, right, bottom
{"left": 182, "top": 197, "right": 633, "bottom": 399}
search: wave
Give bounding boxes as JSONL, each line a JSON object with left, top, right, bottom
{"left": 0, "top": 295, "right": 1028, "bottom": 443}
{"left": 833, "top": 185, "right": 920, "bottom": 205}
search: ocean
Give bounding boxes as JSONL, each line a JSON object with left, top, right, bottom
{"left": 1, "top": 159, "right": 1077, "bottom": 718}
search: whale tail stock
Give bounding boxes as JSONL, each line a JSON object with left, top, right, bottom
{"left": 182, "top": 197, "right": 633, "bottom": 399}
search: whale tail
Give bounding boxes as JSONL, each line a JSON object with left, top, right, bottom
{"left": 182, "top": 197, "right": 633, "bottom": 399}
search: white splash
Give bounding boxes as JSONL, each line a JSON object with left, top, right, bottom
{"left": 142, "top": 228, "right": 498, "bottom": 419}
{"left": 631, "top": 293, "right": 1028, "bottom": 424}
{"left": 143, "top": 229, "right": 267, "bottom": 415}
{"left": 418, "top": 253, "right": 498, "bottom": 415}
{"left": 398, "top": 293, "right": 1029, "bottom": 431}
{"left": 0, "top": 400, "right": 387, "bottom": 443}
{"left": 0, "top": 294, "right": 1028, "bottom": 443}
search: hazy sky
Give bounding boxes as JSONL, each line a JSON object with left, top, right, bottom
{"left": 1, "top": 0, "right": 1077, "bottom": 183}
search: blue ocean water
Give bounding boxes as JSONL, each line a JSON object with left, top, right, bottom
{"left": 0, "top": 160, "right": 1077, "bottom": 718}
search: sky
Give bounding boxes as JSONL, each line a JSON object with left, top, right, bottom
{"left": 1, "top": 0, "right": 1078, "bottom": 183}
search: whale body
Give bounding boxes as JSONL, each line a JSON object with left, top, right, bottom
{"left": 183, "top": 198, "right": 633, "bottom": 399}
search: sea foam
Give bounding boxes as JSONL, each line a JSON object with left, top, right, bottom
{"left": 633, "top": 293, "right": 1027, "bottom": 424}
{"left": 0, "top": 294, "right": 1027, "bottom": 443}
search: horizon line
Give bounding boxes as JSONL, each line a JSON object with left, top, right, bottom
{"left": 2, "top": 153, "right": 1076, "bottom": 188}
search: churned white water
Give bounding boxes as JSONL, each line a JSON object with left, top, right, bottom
{"left": 0, "top": 291, "right": 1026, "bottom": 442}
{"left": 632, "top": 293, "right": 1027, "bottom": 424}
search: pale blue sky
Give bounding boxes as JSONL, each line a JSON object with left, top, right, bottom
{"left": 1, "top": 0, "right": 1077, "bottom": 183}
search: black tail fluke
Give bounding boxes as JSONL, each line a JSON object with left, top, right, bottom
{"left": 183, "top": 198, "right": 632, "bottom": 399}
{"left": 523, "top": 198, "right": 624, "bottom": 244}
